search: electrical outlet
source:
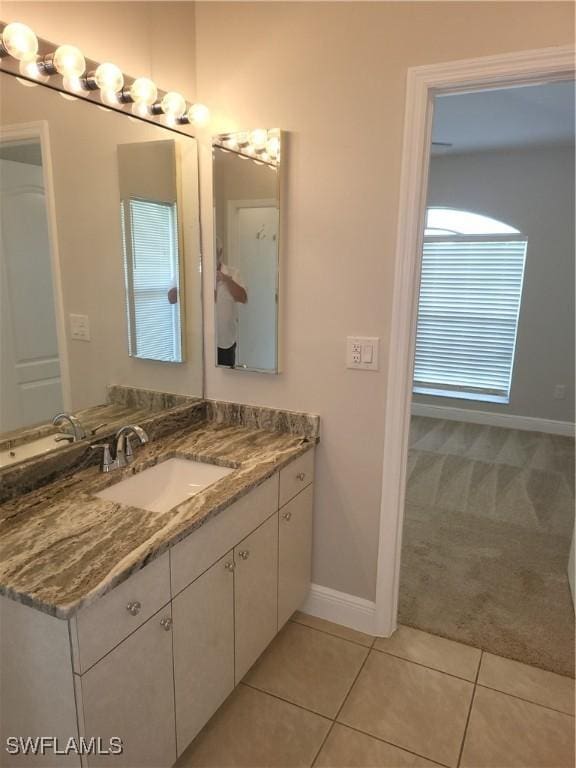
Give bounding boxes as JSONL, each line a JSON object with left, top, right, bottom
{"left": 346, "top": 337, "right": 379, "bottom": 371}
{"left": 553, "top": 384, "right": 566, "bottom": 400}
{"left": 70, "top": 313, "right": 90, "bottom": 342}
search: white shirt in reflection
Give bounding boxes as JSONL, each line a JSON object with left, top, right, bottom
{"left": 216, "top": 263, "right": 245, "bottom": 350}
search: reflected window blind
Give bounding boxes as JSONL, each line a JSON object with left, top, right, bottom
{"left": 413, "top": 238, "right": 527, "bottom": 402}
{"left": 121, "top": 198, "right": 182, "bottom": 363}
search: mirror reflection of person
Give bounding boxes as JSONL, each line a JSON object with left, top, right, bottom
{"left": 215, "top": 238, "right": 247, "bottom": 367}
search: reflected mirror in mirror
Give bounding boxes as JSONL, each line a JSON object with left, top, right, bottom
{"left": 213, "top": 130, "right": 281, "bottom": 373}
{"left": 118, "top": 140, "right": 185, "bottom": 363}
{"left": 0, "top": 71, "right": 203, "bottom": 461}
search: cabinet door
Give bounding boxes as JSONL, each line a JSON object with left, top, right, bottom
{"left": 234, "top": 513, "right": 278, "bottom": 683}
{"left": 79, "top": 606, "right": 176, "bottom": 768}
{"left": 278, "top": 485, "right": 314, "bottom": 628}
{"left": 172, "top": 553, "right": 235, "bottom": 756}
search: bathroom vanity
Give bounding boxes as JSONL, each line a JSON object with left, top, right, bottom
{"left": 0, "top": 404, "right": 318, "bottom": 767}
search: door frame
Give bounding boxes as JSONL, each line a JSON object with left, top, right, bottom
{"left": 0, "top": 121, "right": 72, "bottom": 414}
{"left": 373, "top": 44, "right": 575, "bottom": 636}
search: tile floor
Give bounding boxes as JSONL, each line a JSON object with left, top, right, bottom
{"left": 176, "top": 612, "right": 575, "bottom": 768}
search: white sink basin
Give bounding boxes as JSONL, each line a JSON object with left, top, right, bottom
{"left": 95, "top": 458, "right": 234, "bottom": 513}
{"left": 0, "top": 434, "right": 68, "bottom": 468}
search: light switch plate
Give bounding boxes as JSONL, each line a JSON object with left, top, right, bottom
{"left": 346, "top": 336, "right": 379, "bottom": 370}
{"left": 70, "top": 313, "right": 91, "bottom": 342}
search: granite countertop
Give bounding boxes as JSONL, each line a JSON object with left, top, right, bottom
{"left": 0, "top": 419, "right": 317, "bottom": 620}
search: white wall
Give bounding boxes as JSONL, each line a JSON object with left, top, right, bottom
{"left": 416, "top": 145, "right": 575, "bottom": 424}
{"left": 195, "top": 1, "right": 575, "bottom": 601}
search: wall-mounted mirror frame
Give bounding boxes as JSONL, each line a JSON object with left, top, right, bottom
{"left": 212, "top": 130, "right": 282, "bottom": 374}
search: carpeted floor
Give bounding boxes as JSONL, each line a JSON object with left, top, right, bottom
{"left": 399, "top": 415, "right": 575, "bottom": 677}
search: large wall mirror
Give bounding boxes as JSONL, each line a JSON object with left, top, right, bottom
{"left": 0, "top": 71, "right": 203, "bottom": 464}
{"left": 213, "top": 130, "right": 281, "bottom": 373}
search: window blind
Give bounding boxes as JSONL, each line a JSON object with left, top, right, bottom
{"left": 121, "top": 198, "right": 182, "bottom": 363}
{"left": 413, "top": 238, "right": 527, "bottom": 402}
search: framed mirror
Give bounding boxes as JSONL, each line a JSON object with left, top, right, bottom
{"left": 0, "top": 69, "right": 203, "bottom": 465}
{"left": 212, "top": 130, "right": 282, "bottom": 373}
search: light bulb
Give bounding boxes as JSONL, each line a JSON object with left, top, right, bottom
{"left": 131, "top": 101, "right": 150, "bottom": 118}
{"left": 266, "top": 135, "right": 280, "bottom": 158}
{"left": 187, "top": 103, "right": 209, "bottom": 125}
{"left": 62, "top": 75, "right": 87, "bottom": 95}
{"left": 224, "top": 136, "right": 238, "bottom": 150}
{"left": 130, "top": 77, "right": 157, "bottom": 105}
{"left": 100, "top": 88, "right": 119, "bottom": 107}
{"left": 250, "top": 128, "right": 268, "bottom": 150}
{"left": 2, "top": 22, "right": 38, "bottom": 61}
{"left": 53, "top": 45, "right": 85, "bottom": 78}
{"left": 236, "top": 132, "right": 250, "bottom": 147}
{"left": 18, "top": 54, "right": 48, "bottom": 83}
{"left": 94, "top": 62, "right": 123, "bottom": 93}
{"left": 161, "top": 91, "right": 186, "bottom": 118}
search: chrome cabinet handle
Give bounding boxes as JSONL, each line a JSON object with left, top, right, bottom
{"left": 160, "top": 617, "right": 172, "bottom": 631}
{"left": 296, "top": 472, "right": 306, "bottom": 481}
{"left": 282, "top": 511, "right": 292, "bottom": 522}
{"left": 126, "top": 601, "right": 141, "bottom": 616}
{"left": 225, "top": 560, "right": 235, "bottom": 572}
{"left": 238, "top": 550, "right": 250, "bottom": 560}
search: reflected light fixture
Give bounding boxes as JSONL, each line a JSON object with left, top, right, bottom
{"left": 214, "top": 129, "right": 281, "bottom": 167}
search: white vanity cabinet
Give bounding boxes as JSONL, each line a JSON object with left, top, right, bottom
{"left": 0, "top": 448, "right": 315, "bottom": 767}
{"left": 234, "top": 513, "right": 279, "bottom": 684}
{"left": 77, "top": 606, "right": 176, "bottom": 768}
{"left": 172, "top": 554, "right": 235, "bottom": 754}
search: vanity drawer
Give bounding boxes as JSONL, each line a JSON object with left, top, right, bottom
{"left": 170, "top": 474, "right": 279, "bottom": 596}
{"left": 279, "top": 449, "right": 315, "bottom": 508}
{"left": 71, "top": 552, "right": 170, "bottom": 674}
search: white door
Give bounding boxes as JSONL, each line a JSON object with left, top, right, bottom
{"left": 231, "top": 205, "right": 278, "bottom": 370}
{"left": 80, "top": 607, "right": 176, "bottom": 768}
{"left": 278, "top": 485, "right": 314, "bottom": 628}
{"left": 173, "top": 554, "right": 235, "bottom": 756}
{"left": 0, "top": 156, "right": 62, "bottom": 431}
{"left": 234, "top": 513, "right": 278, "bottom": 683}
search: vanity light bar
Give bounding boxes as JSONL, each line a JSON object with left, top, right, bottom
{"left": 214, "top": 129, "right": 281, "bottom": 167}
{"left": 0, "top": 21, "right": 210, "bottom": 129}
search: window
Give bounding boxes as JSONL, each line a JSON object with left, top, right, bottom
{"left": 121, "top": 197, "right": 182, "bottom": 363}
{"left": 413, "top": 207, "right": 527, "bottom": 403}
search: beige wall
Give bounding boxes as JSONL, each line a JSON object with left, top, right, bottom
{"left": 416, "top": 145, "right": 575, "bottom": 423}
{"left": 195, "top": 1, "right": 575, "bottom": 601}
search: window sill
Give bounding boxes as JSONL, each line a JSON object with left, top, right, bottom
{"left": 413, "top": 386, "right": 510, "bottom": 405}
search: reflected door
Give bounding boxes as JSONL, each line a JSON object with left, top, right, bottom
{"left": 231, "top": 205, "right": 278, "bottom": 371}
{"left": 0, "top": 155, "right": 62, "bottom": 431}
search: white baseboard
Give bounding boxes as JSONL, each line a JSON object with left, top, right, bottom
{"left": 301, "top": 583, "right": 377, "bottom": 636}
{"left": 411, "top": 402, "right": 575, "bottom": 437}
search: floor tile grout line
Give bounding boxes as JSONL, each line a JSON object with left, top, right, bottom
{"left": 333, "top": 721, "right": 451, "bottom": 768}
{"left": 310, "top": 645, "right": 374, "bottom": 767}
{"left": 474, "top": 683, "right": 576, "bottom": 718}
{"left": 240, "top": 681, "right": 334, "bottom": 722}
{"left": 371, "top": 644, "right": 480, "bottom": 683}
{"left": 310, "top": 721, "right": 336, "bottom": 767}
{"left": 289, "top": 618, "right": 374, "bottom": 649}
{"left": 456, "top": 650, "right": 483, "bottom": 768}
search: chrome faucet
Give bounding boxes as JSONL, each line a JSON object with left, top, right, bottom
{"left": 115, "top": 424, "right": 149, "bottom": 466}
{"left": 91, "top": 424, "right": 149, "bottom": 473}
{"left": 52, "top": 413, "right": 86, "bottom": 442}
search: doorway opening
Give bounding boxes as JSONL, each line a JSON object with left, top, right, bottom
{"left": 374, "top": 47, "right": 575, "bottom": 675}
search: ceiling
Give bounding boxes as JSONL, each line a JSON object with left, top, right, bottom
{"left": 431, "top": 80, "right": 575, "bottom": 155}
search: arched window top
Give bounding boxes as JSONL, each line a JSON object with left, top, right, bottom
{"left": 425, "top": 207, "right": 520, "bottom": 236}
